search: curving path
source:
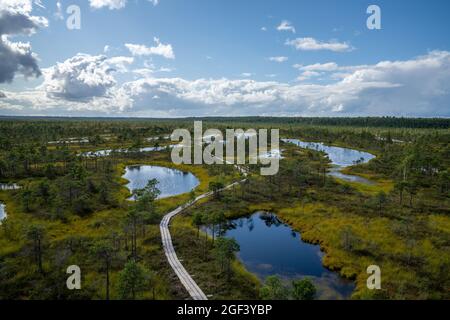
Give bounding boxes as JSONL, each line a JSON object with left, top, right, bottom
{"left": 160, "top": 163, "right": 247, "bottom": 300}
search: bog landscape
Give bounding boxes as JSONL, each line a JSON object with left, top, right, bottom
{"left": 0, "top": 117, "right": 448, "bottom": 300}
{"left": 0, "top": 1, "right": 449, "bottom": 301}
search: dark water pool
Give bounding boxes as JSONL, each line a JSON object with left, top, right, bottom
{"left": 210, "top": 212, "right": 355, "bottom": 299}
{"left": 0, "top": 183, "right": 21, "bottom": 190}
{"left": 282, "top": 139, "right": 375, "bottom": 184}
{"left": 0, "top": 202, "right": 6, "bottom": 222}
{"left": 82, "top": 146, "right": 167, "bottom": 157}
{"left": 123, "top": 165, "right": 199, "bottom": 200}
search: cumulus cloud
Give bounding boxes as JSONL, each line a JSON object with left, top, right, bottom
{"left": 133, "top": 68, "right": 154, "bottom": 78}
{"left": 106, "top": 56, "right": 134, "bottom": 72}
{"left": 89, "top": 0, "right": 127, "bottom": 10}
{"left": 0, "top": 37, "right": 42, "bottom": 83}
{"left": 268, "top": 56, "right": 288, "bottom": 63}
{"left": 0, "top": 3, "right": 48, "bottom": 35}
{"left": 286, "top": 37, "right": 353, "bottom": 52}
{"left": 89, "top": 0, "right": 159, "bottom": 10}
{"left": 125, "top": 38, "right": 175, "bottom": 59}
{"left": 40, "top": 54, "right": 134, "bottom": 101}
{"left": 294, "top": 62, "right": 339, "bottom": 72}
{"left": 0, "top": 91, "right": 6, "bottom": 98}
{"left": 296, "top": 70, "right": 321, "bottom": 81}
{"left": 0, "top": 0, "right": 48, "bottom": 83}
{"left": 277, "top": 20, "right": 296, "bottom": 33}
{"left": 2, "top": 51, "right": 450, "bottom": 117}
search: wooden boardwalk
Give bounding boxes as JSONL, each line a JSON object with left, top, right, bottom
{"left": 160, "top": 165, "right": 247, "bottom": 300}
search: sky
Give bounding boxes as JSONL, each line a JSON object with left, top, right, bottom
{"left": 0, "top": 0, "right": 449, "bottom": 117}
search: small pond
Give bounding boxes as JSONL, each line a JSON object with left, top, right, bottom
{"left": 0, "top": 202, "right": 6, "bottom": 222}
{"left": 0, "top": 183, "right": 21, "bottom": 190}
{"left": 282, "top": 139, "right": 375, "bottom": 184}
{"left": 123, "top": 165, "right": 200, "bottom": 200}
{"left": 82, "top": 146, "right": 167, "bottom": 158}
{"left": 206, "top": 212, "right": 355, "bottom": 300}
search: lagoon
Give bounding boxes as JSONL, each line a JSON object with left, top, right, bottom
{"left": 282, "top": 139, "right": 375, "bottom": 184}
{"left": 216, "top": 212, "right": 355, "bottom": 299}
{"left": 123, "top": 165, "right": 200, "bottom": 200}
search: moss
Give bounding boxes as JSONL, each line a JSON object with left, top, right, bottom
{"left": 171, "top": 213, "right": 260, "bottom": 299}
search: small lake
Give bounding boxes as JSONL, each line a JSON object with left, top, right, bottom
{"left": 282, "top": 139, "right": 375, "bottom": 184}
{"left": 0, "top": 183, "right": 21, "bottom": 190}
{"left": 82, "top": 146, "right": 167, "bottom": 158}
{"left": 210, "top": 212, "right": 355, "bottom": 300}
{"left": 123, "top": 165, "right": 200, "bottom": 200}
{"left": 0, "top": 202, "right": 6, "bottom": 222}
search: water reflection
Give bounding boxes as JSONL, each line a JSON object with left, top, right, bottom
{"left": 0, "top": 202, "right": 6, "bottom": 222}
{"left": 0, "top": 183, "right": 21, "bottom": 190}
{"left": 82, "top": 146, "right": 167, "bottom": 158}
{"left": 206, "top": 212, "right": 355, "bottom": 300}
{"left": 123, "top": 165, "right": 199, "bottom": 200}
{"left": 282, "top": 139, "right": 375, "bottom": 184}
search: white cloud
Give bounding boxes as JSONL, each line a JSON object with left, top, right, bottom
{"left": 40, "top": 54, "right": 133, "bottom": 101}
{"left": 240, "top": 73, "right": 253, "bottom": 78}
{"left": 0, "top": 0, "right": 48, "bottom": 36}
{"left": 269, "top": 56, "right": 288, "bottom": 63}
{"left": 54, "top": 1, "right": 63, "bottom": 20}
{"left": 33, "top": 0, "right": 45, "bottom": 9}
{"left": 261, "top": 27, "right": 267, "bottom": 31}
{"left": 294, "top": 62, "right": 339, "bottom": 72}
{"left": 89, "top": 0, "right": 127, "bottom": 10}
{"left": 89, "top": 0, "right": 159, "bottom": 10}
{"left": 297, "top": 70, "right": 320, "bottom": 81}
{"left": 0, "top": 0, "right": 48, "bottom": 83}
{"left": 286, "top": 37, "right": 353, "bottom": 52}
{"left": 277, "top": 20, "right": 296, "bottom": 33}
{"left": 2, "top": 51, "right": 450, "bottom": 117}
{"left": 106, "top": 56, "right": 134, "bottom": 72}
{"left": 158, "top": 67, "right": 173, "bottom": 72}
{"left": 133, "top": 68, "right": 154, "bottom": 77}
{"left": 125, "top": 37, "right": 175, "bottom": 59}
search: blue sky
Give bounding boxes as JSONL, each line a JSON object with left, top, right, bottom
{"left": 1, "top": 0, "right": 450, "bottom": 117}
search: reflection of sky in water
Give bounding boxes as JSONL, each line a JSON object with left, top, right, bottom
{"left": 207, "top": 212, "right": 355, "bottom": 300}
{"left": 123, "top": 165, "right": 199, "bottom": 199}
{"left": 282, "top": 139, "right": 376, "bottom": 184}
{"left": 0, "top": 183, "right": 21, "bottom": 190}
{"left": 83, "top": 146, "right": 166, "bottom": 157}
{"left": 0, "top": 203, "right": 6, "bottom": 222}
{"left": 282, "top": 139, "right": 375, "bottom": 167}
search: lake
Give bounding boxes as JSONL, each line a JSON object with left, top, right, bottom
{"left": 123, "top": 165, "right": 200, "bottom": 200}
{"left": 0, "top": 202, "right": 6, "bottom": 222}
{"left": 82, "top": 146, "right": 167, "bottom": 157}
{"left": 0, "top": 183, "right": 21, "bottom": 190}
{"left": 212, "top": 212, "right": 355, "bottom": 300}
{"left": 282, "top": 139, "right": 375, "bottom": 184}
